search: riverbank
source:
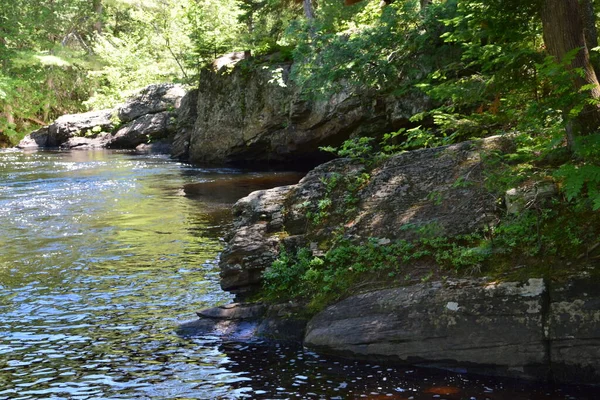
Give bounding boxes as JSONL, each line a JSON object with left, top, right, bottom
{"left": 184, "top": 134, "right": 600, "bottom": 384}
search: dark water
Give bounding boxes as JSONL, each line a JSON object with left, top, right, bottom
{"left": 0, "top": 149, "right": 597, "bottom": 399}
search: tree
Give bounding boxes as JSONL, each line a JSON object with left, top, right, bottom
{"left": 540, "top": 0, "right": 600, "bottom": 146}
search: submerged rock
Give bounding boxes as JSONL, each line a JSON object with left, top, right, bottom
{"left": 178, "top": 302, "right": 307, "bottom": 342}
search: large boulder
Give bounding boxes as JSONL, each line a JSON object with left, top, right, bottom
{"left": 109, "top": 111, "right": 172, "bottom": 148}
{"left": 172, "top": 62, "right": 430, "bottom": 165}
{"left": 48, "top": 109, "right": 115, "bottom": 147}
{"left": 302, "top": 275, "right": 600, "bottom": 383}
{"left": 17, "top": 83, "right": 186, "bottom": 151}
{"left": 15, "top": 127, "right": 50, "bottom": 148}
{"left": 219, "top": 135, "right": 510, "bottom": 297}
{"left": 304, "top": 278, "right": 548, "bottom": 379}
{"left": 117, "top": 83, "right": 185, "bottom": 123}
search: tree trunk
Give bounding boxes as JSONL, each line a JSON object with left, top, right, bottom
{"left": 580, "top": 0, "right": 598, "bottom": 50}
{"left": 580, "top": 0, "right": 599, "bottom": 71}
{"left": 93, "top": 0, "right": 103, "bottom": 34}
{"left": 4, "top": 104, "right": 14, "bottom": 126}
{"left": 541, "top": 0, "right": 600, "bottom": 146}
{"left": 303, "top": 0, "right": 314, "bottom": 20}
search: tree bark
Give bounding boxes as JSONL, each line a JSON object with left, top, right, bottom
{"left": 93, "top": 0, "right": 103, "bottom": 34}
{"left": 541, "top": 0, "right": 600, "bottom": 145}
{"left": 580, "top": 0, "right": 598, "bottom": 50}
{"left": 303, "top": 0, "right": 314, "bottom": 20}
{"left": 4, "top": 104, "right": 14, "bottom": 126}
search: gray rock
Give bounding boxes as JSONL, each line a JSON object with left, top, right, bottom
{"left": 197, "top": 302, "right": 267, "bottom": 320}
{"left": 48, "top": 109, "right": 115, "bottom": 147}
{"left": 304, "top": 278, "right": 549, "bottom": 379}
{"left": 219, "top": 185, "right": 294, "bottom": 296}
{"left": 173, "top": 63, "right": 430, "bottom": 165}
{"left": 178, "top": 301, "right": 306, "bottom": 342}
{"left": 63, "top": 132, "right": 112, "bottom": 149}
{"left": 17, "top": 83, "right": 187, "bottom": 150}
{"left": 109, "top": 111, "right": 171, "bottom": 149}
{"left": 171, "top": 89, "right": 198, "bottom": 160}
{"left": 135, "top": 141, "right": 172, "bottom": 154}
{"left": 505, "top": 181, "right": 557, "bottom": 214}
{"left": 212, "top": 50, "right": 251, "bottom": 71}
{"left": 117, "top": 83, "right": 186, "bottom": 123}
{"left": 219, "top": 136, "right": 509, "bottom": 297}
{"left": 548, "top": 275, "right": 600, "bottom": 383}
{"left": 17, "top": 127, "right": 49, "bottom": 148}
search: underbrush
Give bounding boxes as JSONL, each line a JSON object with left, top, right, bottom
{"left": 261, "top": 130, "right": 600, "bottom": 313}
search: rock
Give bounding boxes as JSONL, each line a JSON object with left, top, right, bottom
{"left": 505, "top": 181, "right": 557, "bottom": 214}
{"left": 212, "top": 50, "right": 251, "bottom": 71}
{"left": 177, "top": 317, "right": 261, "bottom": 340}
{"left": 304, "top": 278, "right": 549, "bottom": 379}
{"left": 17, "top": 83, "right": 187, "bottom": 150}
{"left": 182, "top": 173, "right": 303, "bottom": 205}
{"left": 219, "top": 136, "right": 508, "bottom": 298}
{"left": 171, "top": 89, "right": 198, "bottom": 160}
{"left": 178, "top": 301, "right": 307, "bottom": 342}
{"left": 548, "top": 275, "right": 600, "bottom": 384}
{"left": 109, "top": 111, "right": 171, "bottom": 149}
{"left": 117, "top": 83, "right": 185, "bottom": 123}
{"left": 16, "top": 127, "right": 49, "bottom": 149}
{"left": 135, "top": 141, "right": 172, "bottom": 154}
{"left": 219, "top": 185, "right": 294, "bottom": 296}
{"left": 63, "top": 132, "right": 113, "bottom": 149}
{"left": 197, "top": 302, "right": 267, "bottom": 320}
{"left": 173, "top": 62, "right": 430, "bottom": 165}
{"left": 48, "top": 109, "right": 115, "bottom": 147}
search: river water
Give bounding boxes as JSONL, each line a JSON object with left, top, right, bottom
{"left": 0, "top": 149, "right": 597, "bottom": 399}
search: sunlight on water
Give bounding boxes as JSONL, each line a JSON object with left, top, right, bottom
{"left": 0, "top": 149, "right": 597, "bottom": 399}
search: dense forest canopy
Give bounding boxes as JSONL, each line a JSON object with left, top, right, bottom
{"left": 0, "top": 0, "right": 599, "bottom": 208}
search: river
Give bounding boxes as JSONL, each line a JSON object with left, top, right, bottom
{"left": 0, "top": 149, "right": 597, "bottom": 399}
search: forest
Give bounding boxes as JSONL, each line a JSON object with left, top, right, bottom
{"left": 1, "top": 0, "right": 599, "bottom": 209}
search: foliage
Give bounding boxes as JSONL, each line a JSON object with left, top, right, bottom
{"left": 554, "top": 134, "right": 600, "bottom": 210}
{"left": 320, "top": 137, "right": 374, "bottom": 161}
{"left": 264, "top": 196, "right": 600, "bottom": 310}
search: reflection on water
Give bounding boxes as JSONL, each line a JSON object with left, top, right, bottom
{"left": 0, "top": 149, "right": 597, "bottom": 399}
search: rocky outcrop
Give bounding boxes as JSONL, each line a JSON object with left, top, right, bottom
{"left": 171, "top": 89, "right": 198, "bottom": 160}
{"left": 219, "top": 135, "right": 510, "bottom": 297}
{"left": 17, "top": 84, "right": 186, "bottom": 151}
{"left": 185, "top": 274, "right": 600, "bottom": 383}
{"left": 304, "top": 275, "right": 600, "bottom": 384}
{"left": 191, "top": 133, "right": 600, "bottom": 383}
{"left": 305, "top": 278, "right": 549, "bottom": 379}
{"left": 171, "top": 62, "right": 429, "bottom": 165}
{"left": 548, "top": 275, "right": 600, "bottom": 383}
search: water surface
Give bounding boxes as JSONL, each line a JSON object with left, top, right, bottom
{"left": 0, "top": 149, "right": 597, "bottom": 399}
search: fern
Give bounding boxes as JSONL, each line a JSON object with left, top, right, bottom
{"left": 555, "top": 163, "right": 600, "bottom": 210}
